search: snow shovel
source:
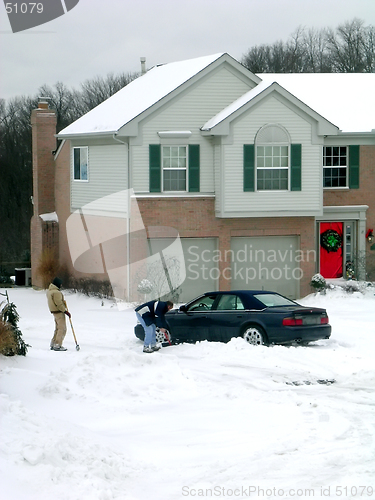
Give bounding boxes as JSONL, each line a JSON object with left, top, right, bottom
{"left": 68, "top": 317, "right": 80, "bottom": 351}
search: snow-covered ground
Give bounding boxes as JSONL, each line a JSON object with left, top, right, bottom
{"left": 1, "top": 286, "right": 374, "bottom": 500}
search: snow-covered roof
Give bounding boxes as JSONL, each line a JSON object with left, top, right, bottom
{"left": 264, "top": 73, "right": 375, "bottom": 133}
{"left": 203, "top": 73, "right": 375, "bottom": 134}
{"left": 58, "top": 53, "right": 225, "bottom": 137}
{"left": 58, "top": 52, "right": 375, "bottom": 137}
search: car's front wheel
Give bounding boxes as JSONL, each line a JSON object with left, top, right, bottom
{"left": 242, "top": 325, "right": 267, "bottom": 346}
{"left": 155, "top": 328, "right": 171, "bottom": 344}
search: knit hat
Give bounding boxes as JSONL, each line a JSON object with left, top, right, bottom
{"left": 52, "top": 277, "right": 63, "bottom": 289}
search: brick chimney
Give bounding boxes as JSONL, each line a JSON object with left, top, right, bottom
{"left": 31, "top": 98, "right": 57, "bottom": 215}
{"left": 30, "top": 98, "right": 58, "bottom": 287}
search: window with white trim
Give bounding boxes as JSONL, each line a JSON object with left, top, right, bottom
{"left": 162, "top": 146, "right": 187, "bottom": 191}
{"left": 73, "top": 147, "right": 88, "bottom": 181}
{"left": 256, "top": 125, "right": 289, "bottom": 191}
{"left": 323, "top": 146, "right": 347, "bottom": 188}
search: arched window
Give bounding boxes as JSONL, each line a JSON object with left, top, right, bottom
{"left": 255, "top": 125, "right": 290, "bottom": 191}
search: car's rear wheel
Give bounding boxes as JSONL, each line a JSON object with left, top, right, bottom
{"left": 242, "top": 325, "right": 267, "bottom": 346}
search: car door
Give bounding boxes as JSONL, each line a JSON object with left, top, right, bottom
{"left": 168, "top": 294, "right": 216, "bottom": 342}
{"left": 209, "top": 294, "right": 246, "bottom": 341}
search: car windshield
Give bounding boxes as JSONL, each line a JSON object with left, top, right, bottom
{"left": 253, "top": 293, "right": 296, "bottom": 307}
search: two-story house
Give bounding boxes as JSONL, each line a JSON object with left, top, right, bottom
{"left": 30, "top": 53, "right": 375, "bottom": 302}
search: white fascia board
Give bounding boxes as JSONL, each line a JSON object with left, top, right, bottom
{"left": 56, "top": 130, "right": 117, "bottom": 139}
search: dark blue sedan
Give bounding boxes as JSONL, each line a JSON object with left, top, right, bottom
{"left": 134, "top": 290, "right": 331, "bottom": 346}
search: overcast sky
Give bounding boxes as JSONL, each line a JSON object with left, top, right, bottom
{"left": 1, "top": 0, "right": 374, "bottom": 101}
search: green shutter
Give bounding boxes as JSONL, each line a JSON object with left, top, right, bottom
{"left": 188, "top": 144, "right": 200, "bottom": 192}
{"left": 290, "top": 144, "right": 302, "bottom": 191}
{"left": 149, "top": 145, "right": 161, "bottom": 192}
{"left": 349, "top": 145, "right": 360, "bottom": 189}
{"left": 243, "top": 144, "right": 255, "bottom": 192}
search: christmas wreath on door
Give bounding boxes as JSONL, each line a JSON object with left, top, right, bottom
{"left": 320, "top": 229, "right": 342, "bottom": 253}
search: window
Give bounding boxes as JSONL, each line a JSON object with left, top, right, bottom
{"left": 216, "top": 294, "right": 245, "bottom": 311}
{"left": 162, "top": 146, "right": 187, "bottom": 191}
{"left": 323, "top": 147, "right": 347, "bottom": 188}
{"left": 256, "top": 125, "right": 290, "bottom": 191}
{"left": 73, "top": 147, "right": 88, "bottom": 181}
{"left": 257, "top": 145, "right": 289, "bottom": 190}
{"left": 188, "top": 295, "right": 215, "bottom": 312}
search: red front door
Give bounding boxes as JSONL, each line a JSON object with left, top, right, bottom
{"left": 319, "top": 222, "right": 343, "bottom": 278}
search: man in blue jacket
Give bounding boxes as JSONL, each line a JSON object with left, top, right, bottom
{"left": 135, "top": 300, "right": 173, "bottom": 353}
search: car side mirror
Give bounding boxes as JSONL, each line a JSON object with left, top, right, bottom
{"left": 179, "top": 305, "right": 187, "bottom": 313}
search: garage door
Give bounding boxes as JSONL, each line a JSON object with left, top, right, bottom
{"left": 231, "top": 236, "right": 300, "bottom": 299}
{"left": 147, "top": 238, "right": 218, "bottom": 303}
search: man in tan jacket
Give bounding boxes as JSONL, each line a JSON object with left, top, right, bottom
{"left": 47, "top": 277, "right": 71, "bottom": 351}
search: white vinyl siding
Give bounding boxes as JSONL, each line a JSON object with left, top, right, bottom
{"left": 71, "top": 144, "right": 128, "bottom": 213}
{"left": 219, "top": 96, "right": 322, "bottom": 217}
{"left": 132, "top": 65, "right": 255, "bottom": 194}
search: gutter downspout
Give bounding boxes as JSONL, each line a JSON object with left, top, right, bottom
{"left": 113, "top": 133, "right": 131, "bottom": 301}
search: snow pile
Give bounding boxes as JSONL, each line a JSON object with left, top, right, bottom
{"left": 1, "top": 287, "right": 374, "bottom": 500}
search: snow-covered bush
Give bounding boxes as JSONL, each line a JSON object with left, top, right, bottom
{"left": 310, "top": 273, "right": 327, "bottom": 292}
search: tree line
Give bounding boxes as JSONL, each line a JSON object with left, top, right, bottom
{"left": 0, "top": 18, "right": 374, "bottom": 276}
{"left": 242, "top": 18, "right": 375, "bottom": 73}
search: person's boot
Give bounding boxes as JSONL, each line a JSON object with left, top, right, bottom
{"left": 53, "top": 345, "right": 67, "bottom": 351}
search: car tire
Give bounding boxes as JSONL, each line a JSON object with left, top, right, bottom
{"left": 242, "top": 325, "right": 267, "bottom": 346}
{"left": 155, "top": 328, "right": 170, "bottom": 344}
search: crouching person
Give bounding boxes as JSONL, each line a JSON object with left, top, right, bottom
{"left": 47, "top": 277, "right": 71, "bottom": 351}
{"left": 135, "top": 300, "right": 173, "bottom": 353}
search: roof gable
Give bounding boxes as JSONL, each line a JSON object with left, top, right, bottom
{"left": 202, "top": 73, "right": 375, "bottom": 135}
{"left": 201, "top": 80, "right": 339, "bottom": 136}
{"left": 261, "top": 73, "right": 375, "bottom": 133}
{"left": 58, "top": 53, "right": 260, "bottom": 138}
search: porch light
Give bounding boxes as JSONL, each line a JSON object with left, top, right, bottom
{"left": 366, "top": 229, "right": 374, "bottom": 243}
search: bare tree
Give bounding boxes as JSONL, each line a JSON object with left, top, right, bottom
{"left": 302, "top": 27, "right": 331, "bottom": 73}
{"left": 326, "top": 18, "right": 368, "bottom": 72}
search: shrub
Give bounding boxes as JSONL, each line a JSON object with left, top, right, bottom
{"left": 0, "top": 294, "right": 30, "bottom": 356}
{"left": 310, "top": 273, "right": 327, "bottom": 292}
{"left": 0, "top": 320, "right": 18, "bottom": 355}
{"left": 69, "top": 277, "right": 113, "bottom": 299}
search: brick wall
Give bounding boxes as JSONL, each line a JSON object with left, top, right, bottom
{"left": 137, "top": 197, "right": 316, "bottom": 297}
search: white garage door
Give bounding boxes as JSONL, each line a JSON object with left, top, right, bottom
{"left": 147, "top": 237, "right": 218, "bottom": 303}
{"left": 231, "top": 236, "right": 300, "bottom": 299}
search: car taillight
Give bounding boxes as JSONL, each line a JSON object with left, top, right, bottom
{"left": 282, "top": 317, "right": 303, "bottom": 326}
{"left": 321, "top": 316, "right": 329, "bottom": 324}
